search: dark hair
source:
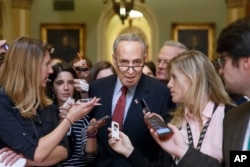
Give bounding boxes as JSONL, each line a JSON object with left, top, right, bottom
{"left": 89, "top": 60, "right": 115, "bottom": 82}
{"left": 217, "top": 17, "right": 250, "bottom": 62}
{"left": 144, "top": 61, "right": 156, "bottom": 76}
{"left": 0, "top": 53, "right": 5, "bottom": 66}
{"left": 47, "top": 62, "right": 80, "bottom": 103}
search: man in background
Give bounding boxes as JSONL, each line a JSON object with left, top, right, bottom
{"left": 155, "top": 40, "right": 188, "bottom": 84}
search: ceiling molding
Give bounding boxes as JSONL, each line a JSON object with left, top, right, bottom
{"left": 225, "top": 0, "right": 246, "bottom": 8}
{"left": 11, "top": 0, "right": 32, "bottom": 9}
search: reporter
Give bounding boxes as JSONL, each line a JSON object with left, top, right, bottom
{"left": 0, "top": 36, "right": 99, "bottom": 166}
{"left": 150, "top": 50, "right": 234, "bottom": 167}
{"left": 47, "top": 61, "right": 100, "bottom": 166}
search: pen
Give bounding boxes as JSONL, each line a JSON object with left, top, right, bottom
{"left": 75, "top": 53, "right": 89, "bottom": 71}
{"left": 77, "top": 53, "right": 83, "bottom": 60}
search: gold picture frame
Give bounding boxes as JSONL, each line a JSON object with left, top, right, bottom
{"left": 41, "top": 23, "right": 86, "bottom": 62}
{"left": 172, "top": 23, "right": 215, "bottom": 60}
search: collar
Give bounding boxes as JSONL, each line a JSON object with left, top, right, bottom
{"left": 184, "top": 101, "right": 216, "bottom": 121}
{"left": 114, "top": 77, "right": 137, "bottom": 95}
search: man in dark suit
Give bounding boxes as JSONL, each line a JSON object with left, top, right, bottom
{"left": 88, "top": 33, "right": 173, "bottom": 167}
{"left": 216, "top": 17, "right": 250, "bottom": 167}
{"left": 223, "top": 102, "right": 250, "bottom": 167}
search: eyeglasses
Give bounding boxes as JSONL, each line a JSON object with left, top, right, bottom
{"left": 215, "top": 55, "right": 227, "bottom": 69}
{"left": 115, "top": 58, "right": 144, "bottom": 72}
{"left": 155, "top": 58, "right": 169, "bottom": 67}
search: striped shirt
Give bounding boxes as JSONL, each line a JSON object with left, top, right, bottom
{"left": 61, "top": 115, "right": 95, "bottom": 167}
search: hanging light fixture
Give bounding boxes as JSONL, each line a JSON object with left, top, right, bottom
{"left": 102, "top": 0, "right": 145, "bottom": 24}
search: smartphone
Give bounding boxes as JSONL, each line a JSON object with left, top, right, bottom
{"left": 140, "top": 99, "right": 172, "bottom": 137}
{"left": 97, "top": 115, "right": 111, "bottom": 123}
{"left": 111, "top": 121, "right": 120, "bottom": 139}
{"left": 79, "top": 98, "right": 93, "bottom": 103}
{"left": 90, "top": 115, "right": 111, "bottom": 126}
{"left": 140, "top": 99, "right": 150, "bottom": 113}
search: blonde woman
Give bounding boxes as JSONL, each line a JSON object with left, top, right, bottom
{"left": 0, "top": 36, "right": 99, "bottom": 166}
{"left": 150, "top": 50, "right": 234, "bottom": 167}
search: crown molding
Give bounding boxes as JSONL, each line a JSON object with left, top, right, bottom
{"left": 11, "top": 0, "right": 32, "bottom": 9}
{"left": 225, "top": 0, "right": 247, "bottom": 8}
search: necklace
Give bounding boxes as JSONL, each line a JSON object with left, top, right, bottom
{"left": 30, "top": 112, "right": 42, "bottom": 139}
{"left": 186, "top": 104, "right": 218, "bottom": 150}
{"left": 31, "top": 119, "right": 39, "bottom": 139}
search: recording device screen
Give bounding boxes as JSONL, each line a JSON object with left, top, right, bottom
{"left": 140, "top": 99, "right": 172, "bottom": 137}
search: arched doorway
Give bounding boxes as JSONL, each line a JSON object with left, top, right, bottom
{"left": 97, "top": 2, "right": 158, "bottom": 62}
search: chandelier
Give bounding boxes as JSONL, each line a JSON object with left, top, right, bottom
{"left": 102, "top": 0, "right": 145, "bottom": 24}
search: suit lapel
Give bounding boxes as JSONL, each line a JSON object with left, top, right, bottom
{"left": 102, "top": 75, "right": 117, "bottom": 116}
{"left": 229, "top": 103, "right": 250, "bottom": 150}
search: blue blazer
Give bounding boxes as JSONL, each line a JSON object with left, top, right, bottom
{"left": 88, "top": 74, "right": 173, "bottom": 167}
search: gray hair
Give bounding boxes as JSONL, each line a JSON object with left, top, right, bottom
{"left": 163, "top": 40, "right": 189, "bottom": 51}
{"left": 113, "top": 33, "right": 146, "bottom": 55}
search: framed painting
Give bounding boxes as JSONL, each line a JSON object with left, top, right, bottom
{"left": 41, "top": 23, "right": 86, "bottom": 63}
{"left": 172, "top": 23, "right": 215, "bottom": 60}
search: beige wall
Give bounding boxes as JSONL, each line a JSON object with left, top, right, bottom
{"left": 2, "top": 0, "right": 228, "bottom": 64}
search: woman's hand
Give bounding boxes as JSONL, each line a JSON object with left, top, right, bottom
{"left": 74, "top": 79, "right": 89, "bottom": 92}
{"left": 66, "top": 97, "right": 100, "bottom": 123}
{"left": 88, "top": 116, "right": 109, "bottom": 134}
{"left": 0, "top": 147, "right": 26, "bottom": 166}
{"left": 73, "top": 59, "right": 90, "bottom": 80}
{"left": 144, "top": 112, "right": 164, "bottom": 122}
{"left": 107, "top": 128, "right": 134, "bottom": 158}
{"left": 0, "top": 40, "right": 7, "bottom": 54}
{"left": 149, "top": 123, "right": 189, "bottom": 159}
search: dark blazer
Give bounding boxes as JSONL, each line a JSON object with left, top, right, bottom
{"left": 223, "top": 102, "right": 250, "bottom": 167}
{"left": 88, "top": 74, "right": 173, "bottom": 167}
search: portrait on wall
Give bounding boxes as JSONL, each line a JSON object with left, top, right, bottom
{"left": 172, "top": 23, "right": 215, "bottom": 60}
{"left": 41, "top": 23, "right": 85, "bottom": 63}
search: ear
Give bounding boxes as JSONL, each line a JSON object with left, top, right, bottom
{"left": 112, "top": 54, "right": 116, "bottom": 65}
{"left": 242, "top": 57, "right": 250, "bottom": 69}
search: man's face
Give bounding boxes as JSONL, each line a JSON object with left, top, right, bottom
{"left": 156, "top": 46, "right": 186, "bottom": 82}
{"left": 113, "top": 41, "right": 145, "bottom": 88}
{"left": 167, "top": 70, "right": 192, "bottom": 103}
{"left": 218, "top": 54, "right": 248, "bottom": 96}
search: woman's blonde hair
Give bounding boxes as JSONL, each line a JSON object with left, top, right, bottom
{"left": 0, "top": 36, "right": 53, "bottom": 118}
{"left": 167, "top": 50, "right": 233, "bottom": 128}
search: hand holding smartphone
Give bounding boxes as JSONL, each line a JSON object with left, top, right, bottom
{"left": 89, "top": 115, "right": 111, "bottom": 127}
{"left": 140, "top": 99, "right": 173, "bottom": 137}
{"left": 79, "top": 80, "right": 89, "bottom": 92}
